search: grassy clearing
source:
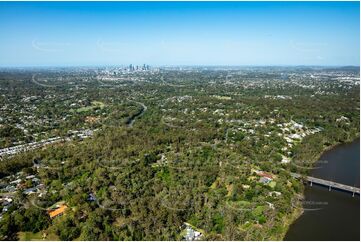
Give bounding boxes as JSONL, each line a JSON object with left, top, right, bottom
{"left": 76, "top": 101, "right": 105, "bottom": 113}
{"left": 18, "top": 231, "right": 59, "bottom": 241}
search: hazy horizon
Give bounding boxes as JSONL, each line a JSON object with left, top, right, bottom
{"left": 0, "top": 64, "right": 360, "bottom": 69}
{"left": 0, "top": 1, "right": 359, "bottom": 67}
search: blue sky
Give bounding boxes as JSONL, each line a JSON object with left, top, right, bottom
{"left": 0, "top": 1, "right": 359, "bottom": 67}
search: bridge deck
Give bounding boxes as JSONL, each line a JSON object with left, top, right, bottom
{"left": 291, "top": 173, "right": 360, "bottom": 194}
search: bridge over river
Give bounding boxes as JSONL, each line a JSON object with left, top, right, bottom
{"left": 291, "top": 173, "right": 360, "bottom": 196}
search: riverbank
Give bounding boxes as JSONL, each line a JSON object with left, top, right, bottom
{"left": 278, "top": 206, "right": 303, "bottom": 240}
{"left": 284, "top": 136, "right": 360, "bottom": 240}
{"left": 315, "top": 136, "right": 359, "bottom": 162}
{"left": 126, "top": 100, "right": 147, "bottom": 127}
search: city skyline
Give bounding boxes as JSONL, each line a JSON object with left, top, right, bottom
{"left": 0, "top": 1, "right": 359, "bottom": 67}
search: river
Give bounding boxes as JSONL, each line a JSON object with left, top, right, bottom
{"left": 285, "top": 139, "right": 360, "bottom": 241}
{"left": 126, "top": 101, "right": 147, "bottom": 127}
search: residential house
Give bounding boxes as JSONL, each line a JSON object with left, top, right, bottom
{"left": 47, "top": 204, "right": 68, "bottom": 219}
{"left": 256, "top": 171, "right": 274, "bottom": 184}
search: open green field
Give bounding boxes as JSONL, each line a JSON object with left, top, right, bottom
{"left": 75, "top": 101, "right": 105, "bottom": 113}
{"left": 18, "top": 231, "right": 59, "bottom": 241}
